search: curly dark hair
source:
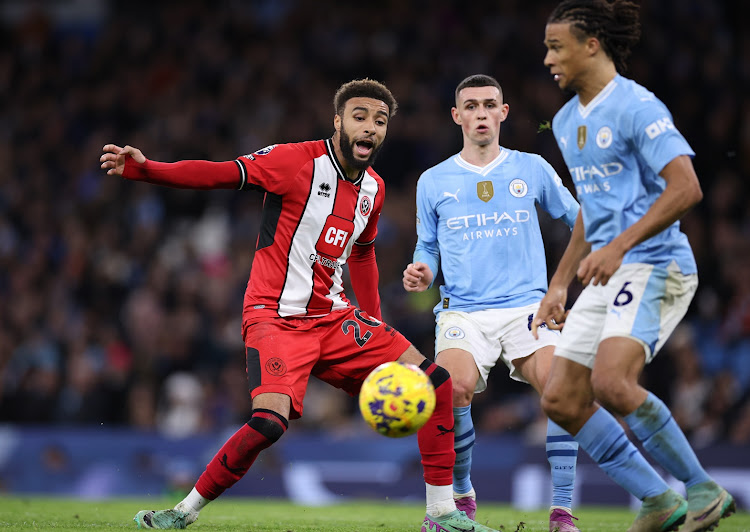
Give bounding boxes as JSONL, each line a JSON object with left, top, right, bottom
{"left": 548, "top": 0, "right": 641, "bottom": 73}
{"left": 333, "top": 79, "right": 398, "bottom": 119}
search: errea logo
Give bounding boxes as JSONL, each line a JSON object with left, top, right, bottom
{"left": 645, "top": 117, "right": 675, "bottom": 139}
{"left": 318, "top": 182, "right": 331, "bottom": 198}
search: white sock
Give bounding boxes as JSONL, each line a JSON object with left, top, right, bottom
{"left": 176, "top": 487, "right": 210, "bottom": 514}
{"left": 425, "top": 483, "right": 456, "bottom": 517}
{"left": 454, "top": 487, "right": 476, "bottom": 499}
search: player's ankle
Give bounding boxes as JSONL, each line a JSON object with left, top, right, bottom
{"left": 426, "top": 499, "right": 457, "bottom": 518}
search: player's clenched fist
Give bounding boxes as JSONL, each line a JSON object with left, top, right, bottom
{"left": 403, "top": 262, "right": 434, "bottom": 293}
{"left": 100, "top": 144, "right": 146, "bottom": 176}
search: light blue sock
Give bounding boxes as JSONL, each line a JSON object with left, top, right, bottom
{"left": 546, "top": 419, "right": 578, "bottom": 509}
{"left": 624, "top": 392, "right": 710, "bottom": 488}
{"left": 575, "top": 407, "right": 669, "bottom": 499}
{"left": 452, "top": 405, "right": 474, "bottom": 495}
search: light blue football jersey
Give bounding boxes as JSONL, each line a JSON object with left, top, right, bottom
{"left": 552, "top": 74, "right": 697, "bottom": 273}
{"left": 413, "top": 147, "right": 579, "bottom": 314}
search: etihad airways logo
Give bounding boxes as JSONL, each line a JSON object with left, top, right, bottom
{"left": 569, "top": 162, "right": 623, "bottom": 195}
{"left": 447, "top": 210, "right": 530, "bottom": 240}
{"left": 569, "top": 162, "right": 623, "bottom": 182}
{"left": 447, "top": 210, "right": 530, "bottom": 229}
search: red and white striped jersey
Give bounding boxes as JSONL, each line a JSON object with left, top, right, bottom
{"left": 236, "top": 139, "right": 384, "bottom": 321}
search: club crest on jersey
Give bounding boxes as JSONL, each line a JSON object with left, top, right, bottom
{"left": 577, "top": 126, "right": 587, "bottom": 149}
{"left": 596, "top": 126, "right": 613, "bottom": 149}
{"left": 509, "top": 178, "right": 528, "bottom": 198}
{"left": 254, "top": 144, "right": 277, "bottom": 155}
{"left": 444, "top": 326, "right": 465, "bottom": 340}
{"left": 477, "top": 181, "right": 494, "bottom": 203}
{"left": 359, "top": 196, "right": 372, "bottom": 216}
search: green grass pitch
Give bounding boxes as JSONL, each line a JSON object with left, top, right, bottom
{"left": 0, "top": 496, "right": 747, "bottom": 531}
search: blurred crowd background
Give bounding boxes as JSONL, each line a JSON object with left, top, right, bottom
{"left": 0, "top": 0, "right": 748, "bottom": 448}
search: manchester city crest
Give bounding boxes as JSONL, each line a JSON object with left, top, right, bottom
{"left": 509, "top": 178, "right": 528, "bottom": 198}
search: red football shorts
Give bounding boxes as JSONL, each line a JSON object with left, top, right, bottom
{"left": 243, "top": 307, "right": 412, "bottom": 419}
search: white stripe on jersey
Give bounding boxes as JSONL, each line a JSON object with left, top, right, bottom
{"left": 278, "top": 154, "right": 337, "bottom": 316}
{"left": 234, "top": 159, "right": 247, "bottom": 190}
{"left": 322, "top": 169, "right": 381, "bottom": 312}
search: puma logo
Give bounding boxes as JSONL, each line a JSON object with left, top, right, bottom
{"left": 443, "top": 189, "right": 460, "bottom": 202}
{"left": 219, "top": 453, "right": 244, "bottom": 475}
{"left": 437, "top": 424, "right": 455, "bottom": 436}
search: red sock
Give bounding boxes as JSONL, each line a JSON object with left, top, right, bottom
{"left": 195, "top": 409, "right": 288, "bottom": 499}
{"left": 417, "top": 361, "right": 455, "bottom": 486}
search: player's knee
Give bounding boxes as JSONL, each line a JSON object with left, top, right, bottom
{"left": 590, "top": 373, "right": 631, "bottom": 414}
{"left": 541, "top": 388, "right": 577, "bottom": 426}
{"left": 450, "top": 378, "right": 474, "bottom": 406}
{"left": 247, "top": 409, "right": 289, "bottom": 445}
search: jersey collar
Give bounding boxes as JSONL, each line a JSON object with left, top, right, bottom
{"left": 326, "top": 137, "right": 365, "bottom": 186}
{"left": 577, "top": 75, "right": 619, "bottom": 119}
{"left": 454, "top": 148, "right": 509, "bottom": 176}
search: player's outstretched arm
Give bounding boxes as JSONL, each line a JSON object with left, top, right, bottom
{"left": 100, "top": 144, "right": 245, "bottom": 190}
{"left": 100, "top": 144, "right": 146, "bottom": 176}
{"left": 403, "top": 262, "right": 433, "bottom": 293}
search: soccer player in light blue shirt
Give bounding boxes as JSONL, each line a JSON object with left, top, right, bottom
{"left": 534, "top": 1, "right": 735, "bottom": 531}
{"left": 403, "top": 74, "right": 582, "bottom": 531}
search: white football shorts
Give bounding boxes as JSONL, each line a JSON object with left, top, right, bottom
{"left": 555, "top": 262, "right": 698, "bottom": 368}
{"left": 435, "top": 303, "right": 560, "bottom": 392}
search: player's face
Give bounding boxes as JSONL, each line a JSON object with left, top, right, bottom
{"left": 544, "top": 22, "right": 589, "bottom": 93}
{"left": 335, "top": 97, "right": 389, "bottom": 171}
{"left": 451, "top": 86, "right": 508, "bottom": 147}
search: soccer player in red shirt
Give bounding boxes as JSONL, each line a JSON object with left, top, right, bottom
{"left": 101, "top": 79, "right": 499, "bottom": 532}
